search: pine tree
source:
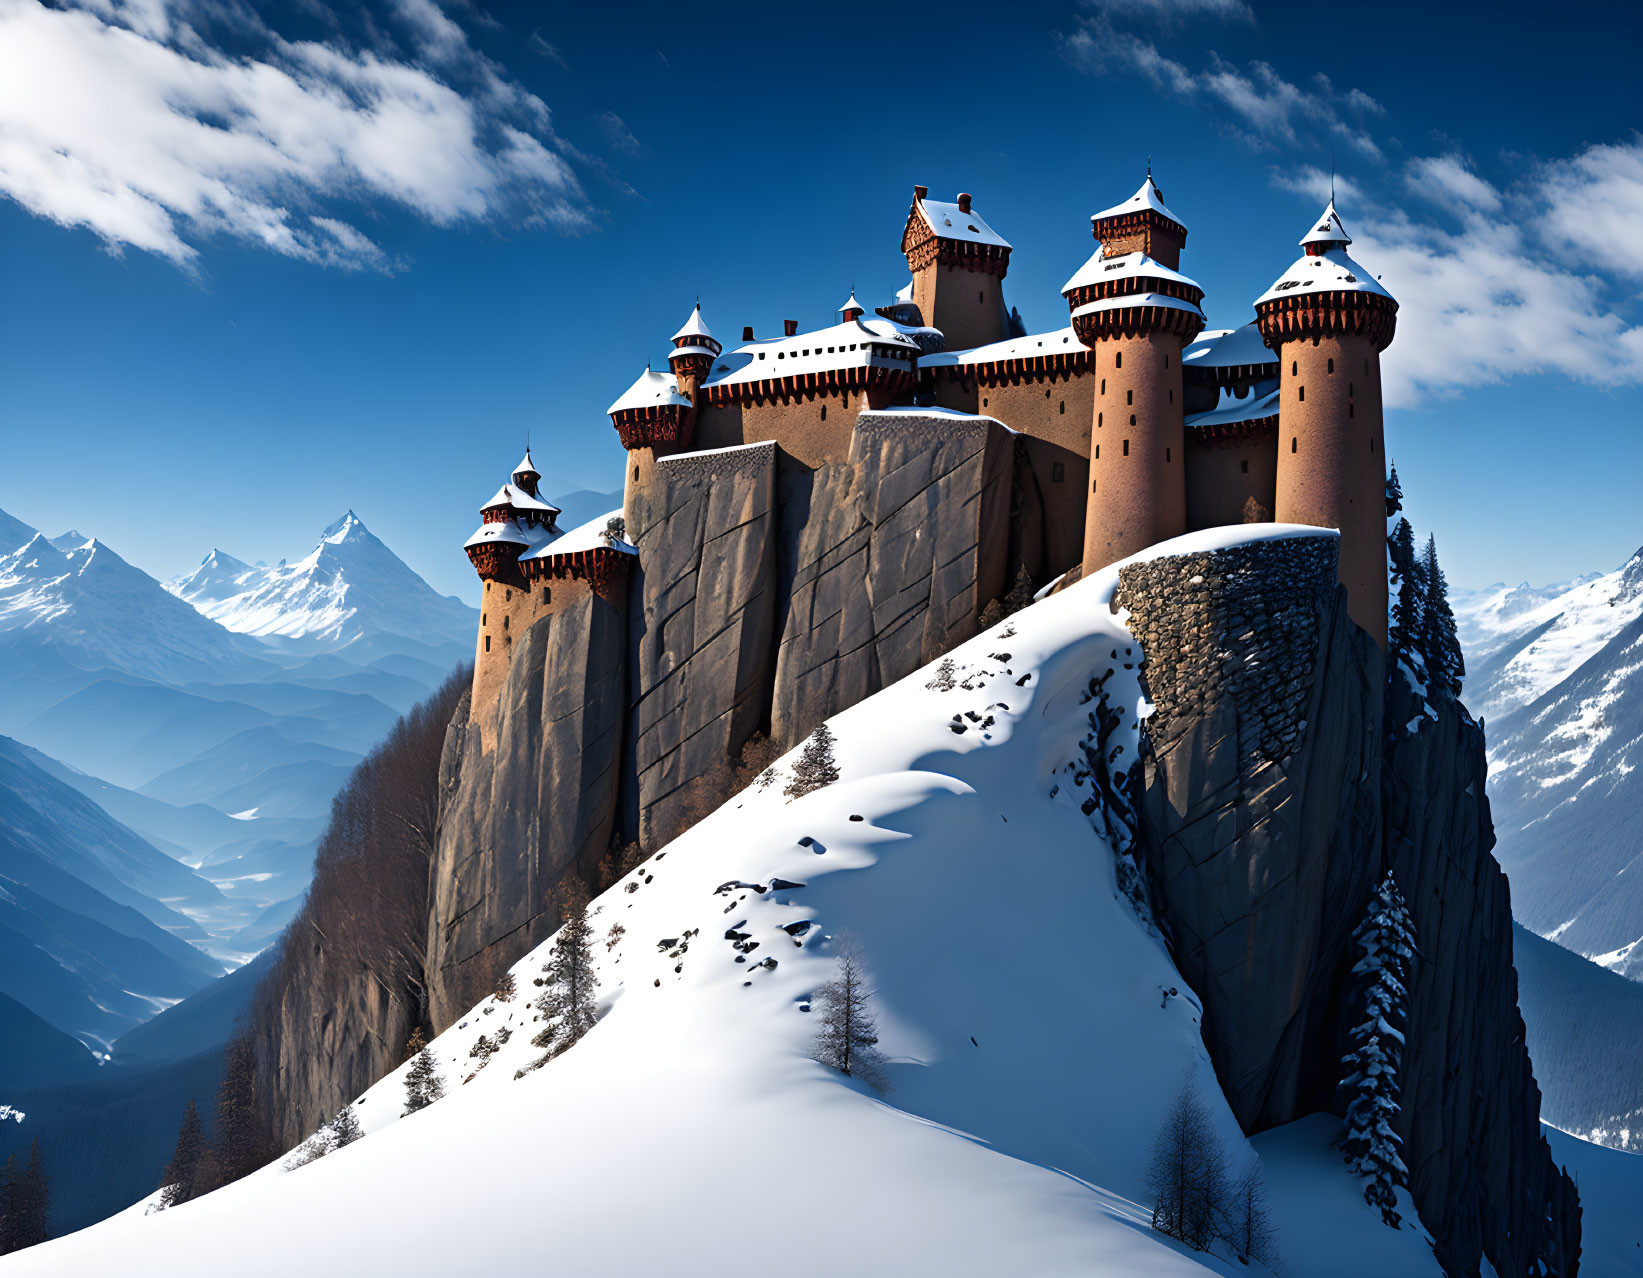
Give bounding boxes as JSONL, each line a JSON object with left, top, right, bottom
{"left": 1420, "top": 535, "right": 1464, "bottom": 701}
{"left": 328, "top": 1103, "right": 362, "bottom": 1148}
{"left": 0, "top": 1142, "right": 50, "bottom": 1252}
{"left": 532, "top": 878, "right": 599, "bottom": 1056}
{"left": 784, "top": 722, "right": 840, "bottom": 798}
{"left": 810, "top": 937, "right": 888, "bottom": 1092}
{"left": 402, "top": 1026, "right": 446, "bottom": 1114}
{"left": 0, "top": 1154, "right": 15, "bottom": 1254}
{"left": 159, "top": 1097, "right": 213, "bottom": 1209}
{"left": 1385, "top": 463, "right": 1404, "bottom": 519}
{"left": 493, "top": 970, "right": 517, "bottom": 1002}
{"left": 1339, "top": 873, "right": 1416, "bottom": 1228}
{"left": 1386, "top": 517, "right": 1425, "bottom": 684}
{"left": 1145, "top": 1079, "right": 1231, "bottom": 1251}
{"left": 211, "top": 1036, "right": 269, "bottom": 1187}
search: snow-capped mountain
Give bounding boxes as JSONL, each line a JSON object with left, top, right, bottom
{"left": 166, "top": 512, "right": 476, "bottom": 661}
{"left": 4, "top": 549, "right": 1460, "bottom": 1278}
{"left": 0, "top": 532, "right": 257, "bottom": 684}
{"left": 1455, "top": 547, "right": 1643, "bottom": 979}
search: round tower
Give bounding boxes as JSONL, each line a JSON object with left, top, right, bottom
{"left": 1065, "top": 173, "right": 1205, "bottom": 574}
{"left": 1255, "top": 199, "right": 1397, "bottom": 647}
{"left": 838, "top": 289, "right": 865, "bottom": 323}
{"left": 609, "top": 364, "right": 695, "bottom": 535}
{"left": 667, "top": 303, "right": 721, "bottom": 407}
{"left": 511, "top": 450, "right": 542, "bottom": 498}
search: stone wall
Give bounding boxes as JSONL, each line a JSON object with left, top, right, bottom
{"left": 1121, "top": 534, "right": 1383, "bottom": 1130}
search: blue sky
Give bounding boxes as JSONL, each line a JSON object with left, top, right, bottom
{"left": 2, "top": 0, "right": 1640, "bottom": 603}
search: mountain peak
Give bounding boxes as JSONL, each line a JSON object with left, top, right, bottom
{"left": 319, "top": 511, "right": 369, "bottom": 546}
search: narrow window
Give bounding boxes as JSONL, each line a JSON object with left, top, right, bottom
{"left": 503, "top": 615, "right": 509, "bottom": 631}
{"left": 1165, "top": 447, "right": 1171, "bottom": 462}
{"left": 485, "top": 581, "right": 491, "bottom": 593}
{"left": 1165, "top": 353, "right": 1170, "bottom": 368}
{"left": 1292, "top": 360, "right": 1298, "bottom": 376}
{"left": 820, "top": 405, "right": 827, "bottom": 421}
{"left": 978, "top": 291, "right": 984, "bottom": 303}
{"left": 1045, "top": 389, "right": 1051, "bottom": 399}
{"left": 632, "top": 465, "right": 638, "bottom": 481}
{"left": 983, "top": 396, "right": 989, "bottom": 407}
{"left": 1298, "top": 386, "right": 1305, "bottom": 402}
{"left": 1123, "top": 439, "right": 1130, "bottom": 456}
{"left": 484, "top": 635, "right": 491, "bottom": 652}
{"left": 1241, "top": 459, "right": 1249, "bottom": 474}
{"left": 1349, "top": 403, "right": 1355, "bottom": 418}
{"left": 1092, "top": 479, "right": 1098, "bottom": 493}
{"left": 1126, "top": 389, "right": 1133, "bottom": 405}
{"left": 1095, "top": 444, "right": 1100, "bottom": 459}
{"left": 505, "top": 589, "right": 511, "bottom": 601}
{"left": 1169, "top": 390, "right": 1173, "bottom": 403}
{"left": 1328, "top": 357, "right": 1335, "bottom": 373}
{"left": 1291, "top": 437, "right": 1298, "bottom": 453}
{"left": 1052, "top": 462, "right": 1065, "bottom": 482}
{"left": 1059, "top": 400, "right": 1065, "bottom": 415}
{"left": 1115, "top": 352, "right": 1122, "bottom": 369}
{"left": 481, "top": 613, "right": 486, "bottom": 625}
{"left": 1098, "top": 412, "right": 1103, "bottom": 427}
{"left": 1101, "top": 378, "right": 1106, "bottom": 393}
{"left": 1129, "top": 414, "right": 1136, "bottom": 425}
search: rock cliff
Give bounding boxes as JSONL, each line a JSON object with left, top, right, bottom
{"left": 1123, "top": 534, "right": 1580, "bottom": 1276}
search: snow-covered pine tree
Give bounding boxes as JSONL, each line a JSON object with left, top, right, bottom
{"left": 1145, "top": 1078, "right": 1231, "bottom": 1251}
{"left": 1339, "top": 873, "right": 1416, "bottom": 1228}
{"left": 1386, "top": 517, "right": 1425, "bottom": 686}
{"left": 532, "top": 878, "right": 599, "bottom": 1056}
{"left": 402, "top": 1027, "right": 446, "bottom": 1115}
{"left": 328, "top": 1103, "right": 362, "bottom": 1148}
{"left": 784, "top": 722, "right": 840, "bottom": 798}
{"left": 159, "top": 1097, "right": 214, "bottom": 1208}
{"left": 810, "top": 937, "right": 888, "bottom": 1092}
{"left": 1385, "top": 463, "right": 1404, "bottom": 519}
{"left": 1420, "top": 535, "right": 1464, "bottom": 701}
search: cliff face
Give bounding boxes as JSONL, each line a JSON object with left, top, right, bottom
{"left": 1125, "top": 534, "right": 1580, "bottom": 1277}
{"left": 1383, "top": 678, "right": 1581, "bottom": 1275}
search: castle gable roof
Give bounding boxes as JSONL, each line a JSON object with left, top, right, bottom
{"left": 608, "top": 368, "right": 692, "bottom": 416}
{"left": 1300, "top": 199, "right": 1352, "bottom": 249}
{"left": 914, "top": 197, "right": 1011, "bottom": 249}
{"left": 920, "top": 326, "right": 1083, "bottom": 369}
{"left": 1184, "top": 322, "right": 1277, "bottom": 371}
{"left": 1091, "top": 176, "right": 1185, "bottom": 232}
{"left": 701, "top": 317, "right": 921, "bottom": 391}
{"left": 521, "top": 509, "right": 637, "bottom": 562}
{"left": 1060, "top": 249, "right": 1202, "bottom": 297}
{"left": 1255, "top": 246, "right": 1394, "bottom": 308}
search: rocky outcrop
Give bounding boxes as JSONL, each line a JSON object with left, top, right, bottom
{"left": 771, "top": 412, "right": 1013, "bottom": 746}
{"left": 625, "top": 443, "right": 778, "bottom": 849}
{"left": 1125, "top": 534, "right": 1581, "bottom": 1276}
{"left": 427, "top": 585, "right": 628, "bottom": 1025}
{"left": 1123, "top": 535, "right": 1383, "bottom": 1130}
{"left": 1384, "top": 678, "right": 1581, "bottom": 1275}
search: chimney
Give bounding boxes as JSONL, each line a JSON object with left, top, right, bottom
{"left": 913, "top": 184, "right": 928, "bottom": 202}
{"left": 784, "top": 319, "right": 799, "bottom": 337}
{"left": 957, "top": 192, "right": 972, "bottom": 214}
{"left": 742, "top": 325, "right": 754, "bottom": 341}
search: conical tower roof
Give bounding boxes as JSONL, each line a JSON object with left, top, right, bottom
{"left": 1300, "top": 199, "right": 1352, "bottom": 249}
{"left": 671, "top": 303, "right": 713, "bottom": 344}
{"left": 1091, "top": 173, "right": 1186, "bottom": 233}
{"left": 513, "top": 449, "right": 539, "bottom": 479}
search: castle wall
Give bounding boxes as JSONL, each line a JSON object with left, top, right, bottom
{"left": 1272, "top": 333, "right": 1387, "bottom": 645}
{"left": 913, "top": 261, "right": 1010, "bottom": 353}
{"left": 471, "top": 573, "right": 577, "bottom": 752}
{"left": 935, "top": 371, "right": 1093, "bottom": 579}
{"left": 1184, "top": 427, "right": 1278, "bottom": 531}
{"left": 694, "top": 393, "right": 861, "bottom": 469}
{"left": 1085, "top": 331, "right": 1187, "bottom": 572}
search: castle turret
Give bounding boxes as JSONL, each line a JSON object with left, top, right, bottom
{"left": 511, "top": 449, "right": 542, "bottom": 498}
{"left": 900, "top": 187, "right": 1012, "bottom": 350}
{"left": 667, "top": 304, "right": 721, "bottom": 409}
{"left": 1255, "top": 198, "right": 1397, "bottom": 646}
{"left": 838, "top": 290, "right": 865, "bottom": 322}
{"left": 609, "top": 365, "right": 694, "bottom": 534}
{"left": 1065, "top": 173, "right": 1205, "bottom": 575}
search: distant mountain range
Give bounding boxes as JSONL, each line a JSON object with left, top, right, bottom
{"left": 1455, "top": 547, "right": 1643, "bottom": 980}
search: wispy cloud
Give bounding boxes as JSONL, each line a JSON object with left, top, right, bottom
{"left": 595, "top": 112, "right": 641, "bottom": 156}
{"left": 0, "top": 0, "right": 592, "bottom": 270}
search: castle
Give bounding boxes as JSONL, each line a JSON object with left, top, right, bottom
{"left": 462, "top": 174, "right": 1396, "bottom": 753}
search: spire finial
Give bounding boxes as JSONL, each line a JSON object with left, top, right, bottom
{"left": 1147, "top": 155, "right": 1152, "bottom": 180}
{"left": 1330, "top": 148, "right": 1336, "bottom": 203}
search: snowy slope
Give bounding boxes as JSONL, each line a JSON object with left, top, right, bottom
{"left": 14, "top": 531, "right": 1442, "bottom": 1278}
{"left": 0, "top": 534, "right": 257, "bottom": 684}
{"left": 166, "top": 512, "right": 475, "bottom": 659}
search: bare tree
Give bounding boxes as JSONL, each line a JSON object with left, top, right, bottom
{"left": 1228, "top": 1160, "right": 1280, "bottom": 1269}
{"left": 810, "top": 936, "right": 888, "bottom": 1092}
{"left": 1146, "top": 1077, "right": 1231, "bottom": 1251}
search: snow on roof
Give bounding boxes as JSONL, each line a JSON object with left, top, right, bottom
{"left": 894, "top": 280, "right": 914, "bottom": 303}
{"left": 480, "top": 483, "right": 560, "bottom": 516}
{"left": 921, "top": 326, "right": 1083, "bottom": 369}
{"left": 669, "top": 342, "right": 719, "bottom": 361}
{"left": 839, "top": 290, "right": 864, "bottom": 315}
{"left": 916, "top": 196, "right": 1011, "bottom": 249}
{"left": 671, "top": 304, "right": 713, "bottom": 343}
{"left": 701, "top": 317, "right": 921, "bottom": 390}
{"left": 1183, "top": 322, "right": 1276, "bottom": 370}
{"left": 463, "top": 521, "right": 530, "bottom": 550}
{"left": 513, "top": 450, "right": 539, "bottom": 478}
{"left": 607, "top": 368, "right": 692, "bottom": 416}
{"left": 1090, "top": 175, "right": 1185, "bottom": 231}
{"left": 1254, "top": 246, "right": 1395, "bottom": 308}
{"left": 1185, "top": 387, "right": 1280, "bottom": 430}
{"left": 1300, "top": 199, "right": 1351, "bottom": 248}
{"left": 1069, "top": 293, "right": 1205, "bottom": 323}
{"left": 520, "top": 508, "right": 636, "bottom": 561}
{"left": 1060, "top": 250, "right": 1201, "bottom": 298}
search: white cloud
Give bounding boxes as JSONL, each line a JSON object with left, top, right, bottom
{"left": 1538, "top": 138, "right": 1643, "bottom": 280}
{"left": 1405, "top": 155, "right": 1502, "bottom": 214}
{"left": 0, "top": 0, "right": 591, "bottom": 270}
{"left": 1077, "top": 0, "right": 1253, "bottom": 23}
